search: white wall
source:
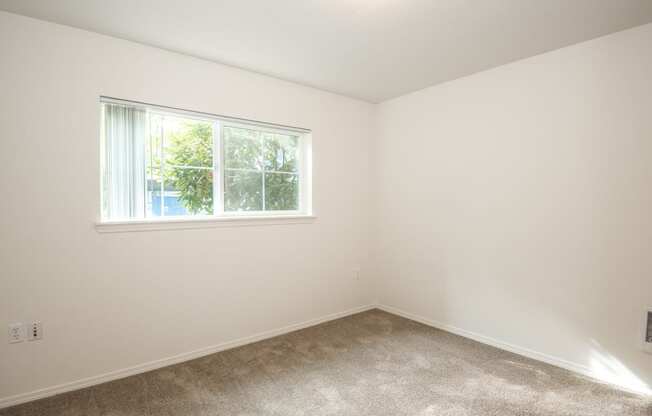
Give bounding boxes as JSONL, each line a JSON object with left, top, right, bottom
{"left": 3, "top": 8, "right": 652, "bottom": 405}
{"left": 0, "top": 11, "right": 374, "bottom": 401}
{"left": 374, "top": 23, "right": 652, "bottom": 392}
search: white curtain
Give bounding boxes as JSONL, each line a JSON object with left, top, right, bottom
{"left": 103, "top": 103, "right": 146, "bottom": 219}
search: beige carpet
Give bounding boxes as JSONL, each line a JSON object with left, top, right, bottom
{"left": 2, "top": 309, "right": 651, "bottom": 415}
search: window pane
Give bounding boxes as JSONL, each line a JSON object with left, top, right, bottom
{"left": 146, "top": 115, "right": 163, "bottom": 217}
{"left": 265, "top": 173, "right": 299, "bottom": 211}
{"left": 164, "top": 117, "right": 213, "bottom": 168}
{"left": 224, "top": 126, "right": 262, "bottom": 170}
{"left": 224, "top": 169, "right": 263, "bottom": 211}
{"left": 146, "top": 166, "right": 163, "bottom": 217}
{"left": 146, "top": 114, "right": 214, "bottom": 217}
{"left": 147, "top": 113, "right": 163, "bottom": 167}
{"left": 164, "top": 167, "right": 213, "bottom": 215}
{"left": 263, "top": 133, "right": 298, "bottom": 173}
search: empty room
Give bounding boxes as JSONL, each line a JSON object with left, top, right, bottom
{"left": 1, "top": 1, "right": 652, "bottom": 414}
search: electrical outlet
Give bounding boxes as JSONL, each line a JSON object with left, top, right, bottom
{"left": 27, "top": 321, "right": 42, "bottom": 341}
{"left": 8, "top": 323, "right": 23, "bottom": 343}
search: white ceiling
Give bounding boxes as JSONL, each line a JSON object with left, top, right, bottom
{"left": 2, "top": 0, "right": 652, "bottom": 102}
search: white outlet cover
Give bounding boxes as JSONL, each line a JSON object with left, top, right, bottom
{"left": 8, "top": 323, "right": 23, "bottom": 343}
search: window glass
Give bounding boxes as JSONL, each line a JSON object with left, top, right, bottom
{"left": 224, "top": 126, "right": 261, "bottom": 170}
{"left": 224, "top": 170, "right": 263, "bottom": 211}
{"left": 223, "top": 125, "right": 300, "bottom": 212}
{"left": 146, "top": 113, "right": 214, "bottom": 216}
{"left": 265, "top": 172, "right": 299, "bottom": 211}
{"left": 263, "top": 133, "right": 298, "bottom": 173}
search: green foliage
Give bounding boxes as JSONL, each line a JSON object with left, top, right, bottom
{"left": 222, "top": 127, "right": 263, "bottom": 211}
{"left": 224, "top": 170, "right": 262, "bottom": 211}
{"left": 262, "top": 133, "right": 299, "bottom": 211}
{"left": 165, "top": 122, "right": 213, "bottom": 214}
{"left": 265, "top": 172, "right": 299, "bottom": 210}
{"left": 166, "top": 123, "right": 299, "bottom": 214}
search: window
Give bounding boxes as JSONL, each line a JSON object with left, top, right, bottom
{"left": 100, "top": 98, "right": 311, "bottom": 222}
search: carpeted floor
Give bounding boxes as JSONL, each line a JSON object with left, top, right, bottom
{"left": 2, "top": 309, "right": 651, "bottom": 415}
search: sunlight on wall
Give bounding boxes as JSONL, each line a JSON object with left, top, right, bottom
{"left": 588, "top": 340, "right": 651, "bottom": 395}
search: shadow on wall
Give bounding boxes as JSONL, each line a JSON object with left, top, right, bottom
{"left": 587, "top": 340, "right": 651, "bottom": 395}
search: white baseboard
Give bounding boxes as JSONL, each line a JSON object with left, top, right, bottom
{"left": 0, "top": 304, "right": 376, "bottom": 409}
{"left": 376, "top": 304, "right": 652, "bottom": 397}
{"left": 4, "top": 303, "right": 648, "bottom": 409}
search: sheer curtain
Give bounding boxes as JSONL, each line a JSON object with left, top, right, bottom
{"left": 102, "top": 103, "right": 146, "bottom": 219}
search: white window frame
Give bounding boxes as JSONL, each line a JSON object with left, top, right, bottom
{"left": 97, "top": 97, "right": 314, "bottom": 232}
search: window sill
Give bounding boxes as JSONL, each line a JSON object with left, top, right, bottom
{"left": 95, "top": 215, "right": 316, "bottom": 233}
